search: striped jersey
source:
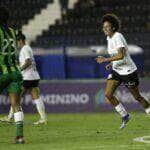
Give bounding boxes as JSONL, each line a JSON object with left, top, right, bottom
{"left": 0, "top": 25, "right": 19, "bottom": 74}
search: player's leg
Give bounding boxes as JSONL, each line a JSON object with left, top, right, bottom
{"left": 105, "top": 78, "right": 130, "bottom": 129}
{"left": 8, "top": 71, "right": 25, "bottom": 143}
{"left": 105, "top": 79, "right": 128, "bottom": 117}
{"left": 128, "top": 86, "right": 150, "bottom": 114}
{"left": 0, "top": 106, "right": 14, "bottom": 123}
{"left": 6, "top": 88, "right": 26, "bottom": 121}
{"left": 0, "top": 86, "right": 27, "bottom": 123}
{"left": 0, "top": 73, "right": 24, "bottom": 142}
{"left": 9, "top": 92, "right": 24, "bottom": 143}
{"left": 8, "top": 106, "right": 14, "bottom": 120}
{"left": 125, "top": 71, "right": 150, "bottom": 114}
{"left": 105, "top": 79, "right": 119, "bottom": 106}
{"left": 30, "top": 87, "right": 47, "bottom": 124}
{"left": 0, "top": 74, "right": 14, "bottom": 123}
{"left": 21, "top": 86, "right": 28, "bottom": 97}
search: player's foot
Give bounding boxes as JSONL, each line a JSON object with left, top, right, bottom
{"left": 13, "top": 136, "right": 25, "bottom": 144}
{"left": 0, "top": 116, "right": 13, "bottom": 123}
{"left": 33, "top": 119, "right": 47, "bottom": 125}
{"left": 120, "top": 114, "right": 130, "bottom": 129}
{"left": 145, "top": 107, "right": 150, "bottom": 115}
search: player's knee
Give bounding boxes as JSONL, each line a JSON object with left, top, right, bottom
{"left": 134, "top": 95, "right": 143, "bottom": 101}
{"left": 31, "top": 88, "right": 40, "bottom": 99}
{"left": 32, "top": 95, "right": 39, "bottom": 100}
{"left": 31, "top": 92, "right": 39, "bottom": 100}
{"left": 105, "top": 93, "right": 113, "bottom": 100}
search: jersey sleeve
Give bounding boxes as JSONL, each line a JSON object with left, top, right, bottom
{"left": 115, "top": 34, "right": 126, "bottom": 49}
{"left": 22, "top": 46, "right": 32, "bottom": 60}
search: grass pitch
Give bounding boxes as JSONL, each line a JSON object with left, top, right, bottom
{"left": 0, "top": 113, "right": 150, "bottom": 150}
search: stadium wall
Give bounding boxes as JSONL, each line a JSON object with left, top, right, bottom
{"left": 0, "top": 79, "right": 150, "bottom": 114}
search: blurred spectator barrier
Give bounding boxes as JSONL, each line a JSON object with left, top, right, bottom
{"left": 33, "top": 45, "right": 144, "bottom": 79}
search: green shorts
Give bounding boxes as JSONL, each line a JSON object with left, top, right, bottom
{"left": 0, "top": 71, "right": 23, "bottom": 94}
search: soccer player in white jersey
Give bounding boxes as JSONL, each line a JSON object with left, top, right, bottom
{"left": 95, "top": 14, "right": 150, "bottom": 129}
{"left": 0, "top": 33, "right": 47, "bottom": 125}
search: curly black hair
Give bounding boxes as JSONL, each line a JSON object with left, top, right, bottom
{"left": 102, "top": 14, "right": 121, "bottom": 32}
{"left": 17, "top": 30, "right": 26, "bottom": 41}
{"left": 0, "top": 6, "right": 9, "bottom": 25}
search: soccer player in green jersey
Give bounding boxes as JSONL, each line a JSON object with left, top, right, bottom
{"left": 0, "top": 6, "right": 24, "bottom": 143}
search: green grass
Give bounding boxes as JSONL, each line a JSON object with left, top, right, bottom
{"left": 0, "top": 113, "right": 150, "bottom": 150}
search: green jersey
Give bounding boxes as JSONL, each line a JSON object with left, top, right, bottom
{"left": 0, "top": 26, "right": 19, "bottom": 74}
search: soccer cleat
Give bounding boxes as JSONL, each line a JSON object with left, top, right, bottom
{"left": 145, "top": 107, "right": 150, "bottom": 115}
{"left": 120, "top": 114, "right": 130, "bottom": 129}
{"left": 33, "top": 119, "right": 47, "bottom": 125}
{"left": 0, "top": 116, "right": 13, "bottom": 123}
{"left": 13, "top": 136, "right": 25, "bottom": 144}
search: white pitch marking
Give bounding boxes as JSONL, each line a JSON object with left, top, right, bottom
{"left": 133, "top": 136, "right": 150, "bottom": 144}
{"left": 51, "top": 145, "right": 147, "bottom": 150}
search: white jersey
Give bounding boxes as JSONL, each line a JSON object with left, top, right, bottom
{"left": 107, "top": 32, "right": 137, "bottom": 75}
{"left": 19, "top": 45, "right": 40, "bottom": 80}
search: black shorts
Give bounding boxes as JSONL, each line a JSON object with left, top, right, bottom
{"left": 23, "top": 80, "right": 40, "bottom": 89}
{"left": 107, "top": 70, "right": 139, "bottom": 88}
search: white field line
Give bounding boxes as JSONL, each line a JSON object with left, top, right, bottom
{"left": 133, "top": 135, "right": 150, "bottom": 144}
{"left": 50, "top": 145, "right": 149, "bottom": 150}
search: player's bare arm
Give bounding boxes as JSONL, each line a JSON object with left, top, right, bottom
{"left": 95, "top": 47, "right": 126, "bottom": 64}
{"left": 20, "top": 58, "right": 32, "bottom": 71}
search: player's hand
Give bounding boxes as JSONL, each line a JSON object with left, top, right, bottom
{"left": 95, "top": 56, "right": 107, "bottom": 64}
{"left": 105, "top": 63, "right": 112, "bottom": 70}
